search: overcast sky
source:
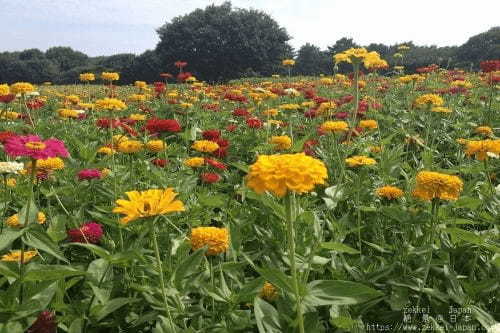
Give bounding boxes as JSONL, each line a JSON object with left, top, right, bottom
{"left": 2, "top": 0, "right": 499, "bottom": 56}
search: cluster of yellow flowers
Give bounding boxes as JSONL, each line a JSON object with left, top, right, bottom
{"left": 10, "top": 82, "right": 35, "bottom": 94}
{"left": 414, "top": 94, "right": 444, "bottom": 107}
{"left": 269, "top": 135, "right": 292, "bottom": 150}
{"left": 191, "top": 140, "right": 219, "bottom": 153}
{"left": 333, "top": 48, "right": 388, "bottom": 70}
{"left": 398, "top": 74, "right": 425, "bottom": 84}
{"left": 113, "top": 188, "right": 185, "bottom": 224}
{"left": 345, "top": 156, "right": 377, "bottom": 168}
{"left": 413, "top": 171, "right": 463, "bottom": 201}
{"left": 95, "top": 98, "right": 127, "bottom": 111}
{"left": 376, "top": 186, "right": 404, "bottom": 200}
{"left": 0, "top": 84, "right": 9, "bottom": 96}
{"left": 464, "top": 140, "right": 500, "bottom": 160}
{"left": 0, "top": 111, "right": 20, "bottom": 120}
{"left": 101, "top": 72, "right": 120, "bottom": 81}
{"left": 279, "top": 103, "right": 301, "bottom": 110}
{"left": 190, "top": 226, "right": 229, "bottom": 255}
{"left": 79, "top": 73, "right": 95, "bottom": 82}
{"left": 320, "top": 121, "right": 348, "bottom": 133}
{"left": 6, "top": 212, "right": 46, "bottom": 227}
{"left": 246, "top": 153, "right": 328, "bottom": 197}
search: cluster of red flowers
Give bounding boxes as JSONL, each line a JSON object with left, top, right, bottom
{"left": 0, "top": 94, "right": 15, "bottom": 103}
{"left": 145, "top": 118, "right": 182, "bottom": 133}
{"left": 202, "top": 103, "right": 220, "bottom": 111}
{"left": 246, "top": 117, "right": 263, "bottom": 129}
{"left": 154, "top": 82, "right": 166, "bottom": 96}
{"left": 96, "top": 118, "right": 138, "bottom": 136}
{"left": 177, "top": 72, "right": 192, "bottom": 82}
{"left": 416, "top": 64, "right": 439, "bottom": 73}
{"left": 480, "top": 60, "right": 500, "bottom": 73}
{"left": 224, "top": 93, "right": 248, "bottom": 103}
{"left": 27, "top": 98, "right": 45, "bottom": 110}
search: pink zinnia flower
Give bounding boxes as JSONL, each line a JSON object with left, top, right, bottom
{"left": 4, "top": 135, "right": 69, "bottom": 160}
{"left": 77, "top": 169, "right": 102, "bottom": 181}
{"left": 67, "top": 222, "right": 104, "bottom": 244}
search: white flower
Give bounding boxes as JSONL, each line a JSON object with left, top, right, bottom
{"left": 0, "top": 161, "right": 24, "bottom": 174}
{"left": 489, "top": 323, "right": 500, "bottom": 333}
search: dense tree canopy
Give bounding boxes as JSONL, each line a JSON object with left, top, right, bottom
{"left": 155, "top": 2, "right": 292, "bottom": 82}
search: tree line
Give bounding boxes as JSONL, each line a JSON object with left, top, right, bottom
{"left": 0, "top": 2, "right": 498, "bottom": 84}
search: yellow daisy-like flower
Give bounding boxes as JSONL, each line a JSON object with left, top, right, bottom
{"left": 0, "top": 84, "right": 10, "bottom": 96}
{"left": 475, "top": 126, "right": 493, "bottom": 137}
{"left": 101, "top": 72, "right": 119, "bottom": 81}
{"left": 95, "top": 98, "right": 127, "bottom": 111}
{"left": 97, "top": 147, "right": 115, "bottom": 155}
{"left": 10, "top": 82, "right": 35, "bottom": 95}
{"left": 129, "top": 94, "right": 147, "bottom": 102}
{"left": 146, "top": 140, "right": 166, "bottom": 152}
{"left": 190, "top": 226, "right": 229, "bottom": 255}
{"left": 117, "top": 140, "right": 143, "bottom": 153}
{"left": 1, "top": 250, "right": 38, "bottom": 263}
{"left": 58, "top": 108, "right": 79, "bottom": 119}
{"left": 376, "top": 186, "right": 404, "bottom": 200}
{"left": 262, "top": 108, "right": 279, "bottom": 117}
{"left": 246, "top": 153, "right": 328, "bottom": 197}
{"left": 79, "top": 73, "right": 95, "bottom": 82}
{"left": 464, "top": 140, "right": 500, "bottom": 161}
{"left": 6, "top": 211, "right": 46, "bottom": 227}
{"left": 33, "top": 157, "right": 65, "bottom": 171}
{"left": 320, "top": 121, "right": 348, "bottom": 133}
{"left": 345, "top": 155, "right": 377, "bottom": 168}
{"left": 431, "top": 107, "right": 452, "bottom": 113}
{"left": 191, "top": 140, "right": 219, "bottom": 153}
{"left": 412, "top": 171, "right": 463, "bottom": 201}
{"left": 269, "top": 136, "right": 292, "bottom": 150}
{"left": 184, "top": 157, "right": 205, "bottom": 168}
{"left": 113, "top": 188, "right": 185, "bottom": 225}
{"left": 0, "top": 111, "right": 20, "bottom": 120}
{"left": 359, "top": 120, "right": 378, "bottom": 130}
{"left": 129, "top": 113, "right": 147, "bottom": 121}
{"left": 414, "top": 94, "right": 444, "bottom": 107}
{"left": 260, "top": 282, "right": 278, "bottom": 301}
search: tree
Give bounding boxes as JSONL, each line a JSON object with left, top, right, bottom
{"left": 155, "top": 2, "right": 291, "bottom": 82}
{"left": 456, "top": 27, "right": 500, "bottom": 68}
{"left": 295, "top": 43, "right": 330, "bottom": 76}
{"left": 96, "top": 54, "right": 137, "bottom": 83}
{"left": 45, "top": 47, "right": 89, "bottom": 72}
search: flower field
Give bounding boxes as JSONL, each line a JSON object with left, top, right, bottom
{"left": 0, "top": 53, "right": 499, "bottom": 332}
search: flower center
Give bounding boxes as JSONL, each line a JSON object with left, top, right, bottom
{"left": 143, "top": 202, "right": 151, "bottom": 212}
{"left": 25, "top": 141, "right": 46, "bottom": 150}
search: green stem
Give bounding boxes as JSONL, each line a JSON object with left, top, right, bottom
{"left": 83, "top": 263, "right": 111, "bottom": 332}
{"left": 152, "top": 218, "right": 175, "bottom": 330}
{"left": 284, "top": 194, "right": 304, "bottom": 333}
{"left": 19, "top": 158, "right": 37, "bottom": 304}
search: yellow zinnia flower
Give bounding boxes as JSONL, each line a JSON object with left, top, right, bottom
{"left": 269, "top": 136, "right": 292, "bottom": 150}
{"left": 359, "top": 120, "right": 378, "bottom": 130}
{"left": 412, "top": 171, "right": 463, "bottom": 201}
{"left": 376, "top": 186, "right": 404, "bottom": 200}
{"left": 260, "top": 282, "right": 278, "bottom": 301}
{"left": 101, "top": 72, "right": 120, "bottom": 81}
{"left": 95, "top": 98, "right": 127, "bottom": 111}
{"left": 113, "top": 188, "right": 185, "bottom": 224}
{"left": 10, "top": 82, "right": 35, "bottom": 95}
{"left": 2, "top": 250, "right": 38, "bottom": 263}
{"left": 190, "top": 226, "right": 229, "bottom": 255}
{"left": 320, "top": 121, "right": 348, "bottom": 133}
{"left": 191, "top": 140, "right": 219, "bottom": 153}
{"left": 464, "top": 140, "right": 500, "bottom": 160}
{"left": 79, "top": 73, "right": 95, "bottom": 82}
{"left": 414, "top": 94, "right": 444, "bottom": 107}
{"left": 145, "top": 140, "right": 166, "bottom": 152}
{"left": 475, "top": 126, "right": 493, "bottom": 137}
{"left": 345, "top": 156, "right": 377, "bottom": 168}
{"left": 246, "top": 153, "right": 328, "bottom": 197}
{"left": 184, "top": 157, "right": 205, "bottom": 168}
{"left": 117, "top": 140, "right": 143, "bottom": 153}
{"left": 0, "top": 84, "right": 10, "bottom": 96}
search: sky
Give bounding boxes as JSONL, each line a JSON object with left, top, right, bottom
{"left": 2, "top": 0, "right": 499, "bottom": 56}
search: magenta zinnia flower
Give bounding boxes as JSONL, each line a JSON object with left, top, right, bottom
{"left": 67, "top": 222, "right": 104, "bottom": 244}
{"left": 77, "top": 169, "right": 102, "bottom": 181}
{"left": 4, "top": 135, "right": 69, "bottom": 160}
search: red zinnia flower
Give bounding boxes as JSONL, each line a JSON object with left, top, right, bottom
{"left": 67, "top": 222, "right": 104, "bottom": 244}
{"left": 205, "top": 158, "right": 227, "bottom": 170}
{"left": 177, "top": 72, "right": 192, "bottom": 82}
{"left": 202, "top": 130, "right": 221, "bottom": 140}
{"left": 27, "top": 310, "right": 56, "bottom": 333}
{"left": 246, "top": 118, "right": 262, "bottom": 129}
{"left": 96, "top": 118, "right": 121, "bottom": 129}
{"left": 151, "top": 158, "right": 168, "bottom": 167}
{"left": 4, "top": 135, "right": 69, "bottom": 160}
{"left": 0, "top": 94, "right": 15, "bottom": 104}
{"left": 145, "top": 119, "right": 182, "bottom": 133}
{"left": 201, "top": 172, "right": 221, "bottom": 184}
{"left": 226, "top": 124, "right": 237, "bottom": 132}
{"left": 77, "top": 169, "right": 102, "bottom": 181}
{"left": 232, "top": 108, "right": 250, "bottom": 117}
{"left": 174, "top": 61, "right": 188, "bottom": 68}
{"left": 480, "top": 60, "right": 500, "bottom": 73}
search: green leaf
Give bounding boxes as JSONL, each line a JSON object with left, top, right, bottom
{"left": 23, "top": 230, "right": 68, "bottom": 263}
{"left": 445, "top": 228, "right": 484, "bottom": 246}
{"left": 454, "top": 196, "right": 483, "bottom": 210}
{"left": 304, "top": 280, "right": 383, "bottom": 307}
{"left": 254, "top": 297, "right": 281, "bottom": 333}
{"left": 256, "top": 268, "right": 294, "bottom": 293}
{"left": 66, "top": 243, "right": 110, "bottom": 259}
{"left": 173, "top": 248, "right": 205, "bottom": 289}
{"left": 92, "top": 297, "right": 135, "bottom": 321}
{"left": 47, "top": 215, "right": 67, "bottom": 242}
{"left": 24, "top": 265, "right": 86, "bottom": 281}
{"left": 198, "top": 194, "right": 228, "bottom": 207}
{"left": 321, "top": 242, "right": 359, "bottom": 254}
{"left": 0, "top": 262, "right": 19, "bottom": 279}
{"left": 68, "top": 318, "right": 83, "bottom": 333}
{"left": 0, "top": 229, "right": 25, "bottom": 251}
{"left": 17, "top": 199, "right": 38, "bottom": 227}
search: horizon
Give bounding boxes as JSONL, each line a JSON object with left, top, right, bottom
{"left": 2, "top": 0, "right": 500, "bottom": 57}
